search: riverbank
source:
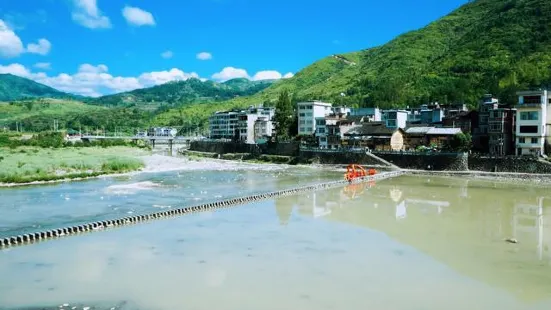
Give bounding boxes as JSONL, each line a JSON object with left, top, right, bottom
{"left": 0, "top": 146, "right": 148, "bottom": 187}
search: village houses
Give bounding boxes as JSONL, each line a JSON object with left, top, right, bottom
{"left": 206, "top": 89, "right": 551, "bottom": 157}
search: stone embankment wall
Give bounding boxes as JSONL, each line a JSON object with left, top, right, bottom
{"left": 374, "top": 152, "right": 469, "bottom": 171}
{"left": 189, "top": 141, "right": 551, "bottom": 173}
{"left": 468, "top": 156, "right": 551, "bottom": 173}
{"left": 190, "top": 141, "right": 299, "bottom": 157}
{"left": 299, "top": 150, "right": 388, "bottom": 166}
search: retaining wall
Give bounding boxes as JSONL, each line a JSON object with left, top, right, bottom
{"left": 189, "top": 141, "right": 299, "bottom": 157}
{"left": 468, "top": 156, "right": 551, "bottom": 173}
{"left": 299, "top": 150, "right": 388, "bottom": 166}
{"left": 375, "top": 152, "right": 469, "bottom": 171}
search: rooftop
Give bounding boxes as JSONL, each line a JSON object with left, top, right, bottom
{"left": 344, "top": 122, "right": 398, "bottom": 136}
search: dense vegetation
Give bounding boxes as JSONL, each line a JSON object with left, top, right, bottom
{"left": 2, "top": 0, "right": 551, "bottom": 133}
{"left": 0, "top": 99, "right": 152, "bottom": 133}
{"left": 86, "top": 78, "right": 274, "bottom": 110}
{"left": 0, "top": 74, "right": 76, "bottom": 101}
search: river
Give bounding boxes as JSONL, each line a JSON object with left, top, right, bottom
{"left": 1, "top": 159, "right": 551, "bottom": 310}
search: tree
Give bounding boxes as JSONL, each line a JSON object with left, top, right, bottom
{"left": 273, "top": 90, "right": 293, "bottom": 141}
{"left": 443, "top": 132, "right": 472, "bottom": 152}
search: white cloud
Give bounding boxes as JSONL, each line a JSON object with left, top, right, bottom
{"left": 212, "top": 67, "right": 292, "bottom": 82}
{"left": 34, "top": 62, "right": 51, "bottom": 70}
{"left": 0, "top": 63, "right": 201, "bottom": 97}
{"left": 252, "top": 70, "right": 282, "bottom": 81}
{"left": 161, "top": 50, "right": 173, "bottom": 59}
{"left": 0, "top": 20, "right": 52, "bottom": 58}
{"left": 283, "top": 72, "right": 294, "bottom": 79}
{"left": 0, "top": 19, "right": 24, "bottom": 58}
{"left": 138, "top": 68, "right": 199, "bottom": 86}
{"left": 122, "top": 6, "right": 155, "bottom": 27}
{"left": 26, "top": 38, "right": 51, "bottom": 55}
{"left": 211, "top": 67, "right": 250, "bottom": 82}
{"left": 196, "top": 52, "right": 212, "bottom": 60}
{"left": 71, "top": 0, "right": 111, "bottom": 29}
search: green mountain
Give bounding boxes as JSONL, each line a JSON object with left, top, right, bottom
{"left": 89, "top": 78, "right": 275, "bottom": 110}
{"left": 0, "top": 74, "right": 75, "bottom": 101}
{"left": 160, "top": 0, "right": 551, "bottom": 118}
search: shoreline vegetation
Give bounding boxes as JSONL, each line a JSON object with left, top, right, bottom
{"left": 0, "top": 131, "right": 154, "bottom": 186}
{"left": 0, "top": 146, "right": 148, "bottom": 187}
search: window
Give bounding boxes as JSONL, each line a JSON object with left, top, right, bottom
{"left": 299, "top": 113, "right": 305, "bottom": 117}
{"left": 318, "top": 128, "right": 326, "bottom": 134}
{"left": 306, "top": 120, "right": 313, "bottom": 125}
{"left": 299, "top": 120, "right": 305, "bottom": 125}
{"left": 306, "top": 127, "right": 313, "bottom": 132}
{"left": 520, "top": 111, "right": 538, "bottom": 120}
{"left": 299, "top": 106, "right": 306, "bottom": 110}
{"left": 306, "top": 106, "right": 313, "bottom": 110}
{"left": 519, "top": 125, "right": 538, "bottom": 133}
{"left": 299, "top": 127, "right": 305, "bottom": 132}
{"left": 531, "top": 138, "right": 538, "bottom": 144}
{"left": 523, "top": 96, "right": 541, "bottom": 104}
{"left": 387, "top": 120, "right": 397, "bottom": 127}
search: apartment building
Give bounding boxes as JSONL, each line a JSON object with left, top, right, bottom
{"left": 297, "top": 101, "right": 332, "bottom": 135}
{"left": 515, "top": 90, "right": 550, "bottom": 156}
{"left": 209, "top": 106, "right": 274, "bottom": 143}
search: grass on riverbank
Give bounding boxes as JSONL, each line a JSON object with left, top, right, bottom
{"left": 0, "top": 146, "right": 147, "bottom": 184}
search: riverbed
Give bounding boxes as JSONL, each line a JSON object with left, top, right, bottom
{"left": 1, "top": 160, "right": 551, "bottom": 310}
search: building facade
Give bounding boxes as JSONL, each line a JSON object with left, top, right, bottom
{"left": 515, "top": 90, "right": 551, "bottom": 156}
{"left": 382, "top": 110, "right": 408, "bottom": 129}
{"left": 209, "top": 106, "right": 274, "bottom": 143}
{"left": 297, "top": 101, "right": 332, "bottom": 136}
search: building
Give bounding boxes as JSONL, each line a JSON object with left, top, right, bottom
{"left": 488, "top": 106, "right": 516, "bottom": 156}
{"left": 382, "top": 110, "right": 409, "bottom": 129}
{"left": 209, "top": 106, "right": 274, "bottom": 142}
{"left": 343, "top": 122, "right": 405, "bottom": 151}
{"left": 406, "top": 104, "right": 444, "bottom": 125}
{"left": 442, "top": 111, "right": 478, "bottom": 135}
{"left": 253, "top": 116, "right": 274, "bottom": 143}
{"left": 315, "top": 114, "right": 364, "bottom": 149}
{"left": 238, "top": 106, "right": 275, "bottom": 143}
{"left": 297, "top": 101, "right": 332, "bottom": 136}
{"left": 350, "top": 107, "right": 382, "bottom": 121}
{"left": 515, "top": 90, "right": 551, "bottom": 156}
{"left": 209, "top": 110, "right": 240, "bottom": 139}
{"left": 331, "top": 106, "right": 351, "bottom": 115}
{"left": 472, "top": 95, "right": 516, "bottom": 155}
{"left": 404, "top": 127, "right": 462, "bottom": 150}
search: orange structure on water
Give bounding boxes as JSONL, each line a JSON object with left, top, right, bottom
{"left": 344, "top": 164, "right": 377, "bottom": 182}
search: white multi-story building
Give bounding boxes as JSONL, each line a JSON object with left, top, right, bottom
{"left": 297, "top": 101, "right": 332, "bottom": 135}
{"left": 382, "top": 109, "right": 409, "bottom": 129}
{"left": 515, "top": 90, "right": 550, "bottom": 156}
{"left": 253, "top": 116, "right": 274, "bottom": 142}
{"left": 209, "top": 106, "right": 274, "bottom": 143}
{"left": 237, "top": 107, "right": 275, "bottom": 143}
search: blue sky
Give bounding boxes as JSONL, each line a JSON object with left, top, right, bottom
{"left": 0, "top": 0, "right": 467, "bottom": 97}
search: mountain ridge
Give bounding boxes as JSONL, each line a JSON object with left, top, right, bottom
{"left": 0, "top": 74, "right": 77, "bottom": 102}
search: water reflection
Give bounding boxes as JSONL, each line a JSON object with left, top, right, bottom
{"left": 278, "top": 175, "right": 551, "bottom": 302}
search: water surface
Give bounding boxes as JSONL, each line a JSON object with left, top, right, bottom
{"left": 1, "top": 173, "right": 551, "bottom": 310}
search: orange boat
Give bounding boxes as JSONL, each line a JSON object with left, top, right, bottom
{"left": 344, "top": 164, "right": 377, "bottom": 182}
